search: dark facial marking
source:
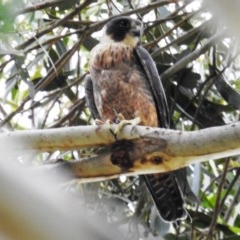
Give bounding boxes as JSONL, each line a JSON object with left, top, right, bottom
{"left": 106, "top": 17, "right": 132, "bottom": 42}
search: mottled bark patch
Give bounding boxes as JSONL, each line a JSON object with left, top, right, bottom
{"left": 151, "top": 156, "right": 163, "bottom": 164}
{"left": 110, "top": 140, "right": 134, "bottom": 169}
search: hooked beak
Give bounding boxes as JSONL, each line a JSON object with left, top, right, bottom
{"left": 129, "top": 19, "right": 143, "bottom": 37}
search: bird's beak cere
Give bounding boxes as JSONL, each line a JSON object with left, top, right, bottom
{"left": 129, "top": 19, "right": 143, "bottom": 37}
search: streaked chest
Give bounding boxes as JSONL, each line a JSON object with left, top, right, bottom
{"left": 89, "top": 43, "right": 158, "bottom": 126}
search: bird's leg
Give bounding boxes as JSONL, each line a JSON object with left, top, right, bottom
{"left": 113, "top": 110, "right": 141, "bottom": 135}
{"left": 94, "top": 112, "right": 141, "bottom": 139}
{"left": 110, "top": 113, "right": 140, "bottom": 168}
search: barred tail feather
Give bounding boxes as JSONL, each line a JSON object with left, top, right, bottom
{"left": 143, "top": 173, "right": 187, "bottom": 222}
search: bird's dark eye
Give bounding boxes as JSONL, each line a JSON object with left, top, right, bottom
{"left": 118, "top": 20, "right": 130, "bottom": 29}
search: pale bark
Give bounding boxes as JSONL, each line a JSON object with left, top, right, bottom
{"left": 1, "top": 122, "right": 240, "bottom": 182}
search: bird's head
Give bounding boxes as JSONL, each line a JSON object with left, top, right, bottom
{"left": 101, "top": 17, "right": 143, "bottom": 47}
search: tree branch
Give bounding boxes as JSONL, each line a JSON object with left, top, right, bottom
{"left": 160, "top": 30, "right": 225, "bottom": 81}
{"left": 1, "top": 122, "right": 240, "bottom": 182}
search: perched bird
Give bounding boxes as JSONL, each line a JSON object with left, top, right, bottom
{"left": 85, "top": 16, "right": 187, "bottom": 221}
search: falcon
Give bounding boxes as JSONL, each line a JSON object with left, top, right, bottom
{"left": 85, "top": 16, "right": 187, "bottom": 221}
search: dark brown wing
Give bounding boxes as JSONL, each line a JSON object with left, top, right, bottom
{"left": 135, "top": 46, "right": 187, "bottom": 221}
{"left": 135, "top": 46, "right": 169, "bottom": 128}
{"left": 84, "top": 74, "right": 100, "bottom": 120}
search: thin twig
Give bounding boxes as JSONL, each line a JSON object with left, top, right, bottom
{"left": 16, "top": 0, "right": 95, "bottom": 50}
{"left": 206, "top": 158, "right": 231, "bottom": 240}
{"left": 0, "top": 39, "right": 82, "bottom": 127}
{"left": 145, "top": 9, "right": 202, "bottom": 50}
{"left": 160, "top": 31, "right": 225, "bottom": 81}
{"left": 224, "top": 178, "right": 240, "bottom": 222}
{"left": 34, "top": 39, "right": 82, "bottom": 92}
{"left": 16, "top": 0, "right": 69, "bottom": 15}
{"left": 219, "top": 168, "right": 240, "bottom": 214}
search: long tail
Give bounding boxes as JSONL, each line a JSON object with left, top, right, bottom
{"left": 143, "top": 173, "right": 187, "bottom": 222}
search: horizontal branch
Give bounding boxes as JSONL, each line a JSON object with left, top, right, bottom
{"left": 1, "top": 122, "right": 240, "bottom": 182}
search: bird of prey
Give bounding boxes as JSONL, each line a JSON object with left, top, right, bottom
{"left": 85, "top": 16, "right": 187, "bottom": 222}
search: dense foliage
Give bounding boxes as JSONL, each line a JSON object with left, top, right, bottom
{"left": 0, "top": 0, "right": 240, "bottom": 239}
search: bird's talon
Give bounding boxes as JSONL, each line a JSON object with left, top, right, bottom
{"left": 114, "top": 113, "right": 125, "bottom": 123}
{"left": 114, "top": 116, "right": 141, "bottom": 135}
{"left": 94, "top": 119, "right": 105, "bottom": 125}
{"left": 94, "top": 119, "right": 117, "bottom": 139}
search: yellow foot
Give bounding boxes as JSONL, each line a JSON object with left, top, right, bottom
{"left": 114, "top": 116, "right": 141, "bottom": 135}
{"left": 94, "top": 114, "right": 141, "bottom": 139}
